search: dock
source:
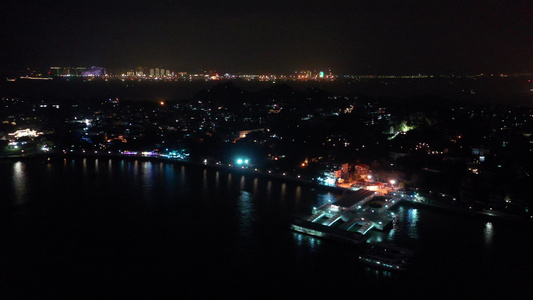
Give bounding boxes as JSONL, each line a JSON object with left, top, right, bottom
{"left": 291, "top": 189, "right": 403, "bottom": 244}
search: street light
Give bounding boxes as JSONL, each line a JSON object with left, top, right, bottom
{"left": 390, "top": 179, "right": 396, "bottom": 185}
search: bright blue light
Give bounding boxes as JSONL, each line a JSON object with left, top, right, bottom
{"left": 236, "top": 158, "right": 249, "bottom": 165}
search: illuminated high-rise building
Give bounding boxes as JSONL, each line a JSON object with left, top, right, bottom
{"left": 155, "top": 68, "right": 160, "bottom": 77}
{"left": 136, "top": 67, "right": 145, "bottom": 77}
{"left": 149, "top": 68, "right": 154, "bottom": 77}
{"left": 166, "top": 70, "right": 171, "bottom": 77}
{"left": 161, "top": 69, "right": 165, "bottom": 77}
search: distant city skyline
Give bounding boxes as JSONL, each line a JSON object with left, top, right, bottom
{"left": 1, "top": 0, "right": 532, "bottom": 75}
{"left": 21, "top": 65, "right": 533, "bottom": 79}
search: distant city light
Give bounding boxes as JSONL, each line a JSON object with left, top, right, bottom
{"left": 8, "top": 129, "right": 40, "bottom": 139}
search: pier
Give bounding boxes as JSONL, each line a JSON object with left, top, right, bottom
{"left": 291, "top": 189, "right": 403, "bottom": 244}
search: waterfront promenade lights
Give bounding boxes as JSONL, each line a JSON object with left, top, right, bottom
{"left": 236, "top": 158, "right": 250, "bottom": 165}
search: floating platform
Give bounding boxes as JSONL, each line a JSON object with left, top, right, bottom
{"left": 290, "top": 218, "right": 366, "bottom": 245}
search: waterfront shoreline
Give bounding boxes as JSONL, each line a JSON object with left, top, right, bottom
{"left": 1, "top": 151, "right": 348, "bottom": 195}
{"left": 4, "top": 152, "right": 531, "bottom": 223}
{"left": 399, "top": 198, "right": 532, "bottom": 224}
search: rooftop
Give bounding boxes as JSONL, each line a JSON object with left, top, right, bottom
{"left": 332, "top": 189, "right": 376, "bottom": 209}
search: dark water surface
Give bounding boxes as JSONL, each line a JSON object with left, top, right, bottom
{"left": 1, "top": 158, "right": 532, "bottom": 298}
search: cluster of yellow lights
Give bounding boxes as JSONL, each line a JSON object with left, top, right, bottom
{"left": 8, "top": 129, "right": 40, "bottom": 139}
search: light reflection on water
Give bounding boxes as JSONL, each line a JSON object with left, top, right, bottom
{"left": 82, "top": 158, "right": 88, "bottom": 183}
{"left": 253, "top": 178, "right": 258, "bottom": 196}
{"left": 141, "top": 161, "right": 154, "bottom": 201}
{"left": 240, "top": 175, "right": 245, "bottom": 190}
{"left": 164, "top": 164, "right": 176, "bottom": 197}
{"left": 293, "top": 232, "right": 322, "bottom": 250}
{"left": 215, "top": 171, "right": 220, "bottom": 193}
{"left": 202, "top": 169, "right": 208, "bottom": 200}
{"left": 484, "top": 221, "right": 494, "bottom": 246}
{"left": 407, "top": 208, "right": 420, "bottom": 240}
{"left": 238, "top": 191, "right": 254, "bottom": 241}
{"left": 12, "top": 162, "right": 27, "bottom": 205}
{"left": 130, "top": 160, "right": 139, "bottom": 187}
{"left": 316, "top": 192, "right": 336, "bottom": 207}
{"left": 363, "top": 267, "right": 393, "bottom": 279}
{"left": 366, "top": 234, "right": 384, "bottom": 244}
{"left": 5, "top": 158, "right": 531, "bottom": 297}
{"left": 180, "top": 165, "right": 186, "bottom": 186}
{"left": 281, "top": 183, "right": 287, "bottom": 201}
{"left": 266, "top": 181, "right": 272, "bottom": 197}
{"left": 295, "top": 186, "right": 301, "bottom": 203}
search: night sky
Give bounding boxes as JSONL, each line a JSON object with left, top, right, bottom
{"left": 2, "top": 0, "right": 532, "bottom": 74}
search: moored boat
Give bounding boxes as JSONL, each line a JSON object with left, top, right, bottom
{"left": 358, "top": 242, "right": 413, "bottom": 271}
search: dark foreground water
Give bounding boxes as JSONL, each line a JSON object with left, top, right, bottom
{"left": 1, "top": 158, "right": 532, "bottom": 298}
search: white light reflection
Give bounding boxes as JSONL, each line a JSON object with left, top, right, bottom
{"left": 132, "top": 160, "right": 139, "bottom": 181}
{"left": 295, "top": 232, "right": 303, "bottom": 246}
{"left": 294, "top": 232, "right": 322, "bottom": 250}
{"left": 240, "top": 175, "right": 245, "bottom": 190}
{"left": 316, "top": 192, "right": 336, "bottom": 206}
{"left": 295, "top": 186, "right": 301, "bottom": 202}
{"left": 484, "top": 221, "right": 494, "bottom": 246}
{"left": 407, "top": 208, "right": 419, "bottom": 240}
{"left": 82, "top": 158, "right": 88, "bottom": 183}
{"left": 12, "top": 162, "right": 28, "bottom": 205}
{"left": 45, "top": 159, "right": 52, "bottom": 173}
{"left": 141, "top": 161, "right": 154, "bottom": 201}
{"left": 253, "top": 178, "right": 258, "bottom": 195}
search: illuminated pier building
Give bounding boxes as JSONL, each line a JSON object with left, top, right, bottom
{"left": 291, "top": 189, "right": 401, "bottom": 244}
